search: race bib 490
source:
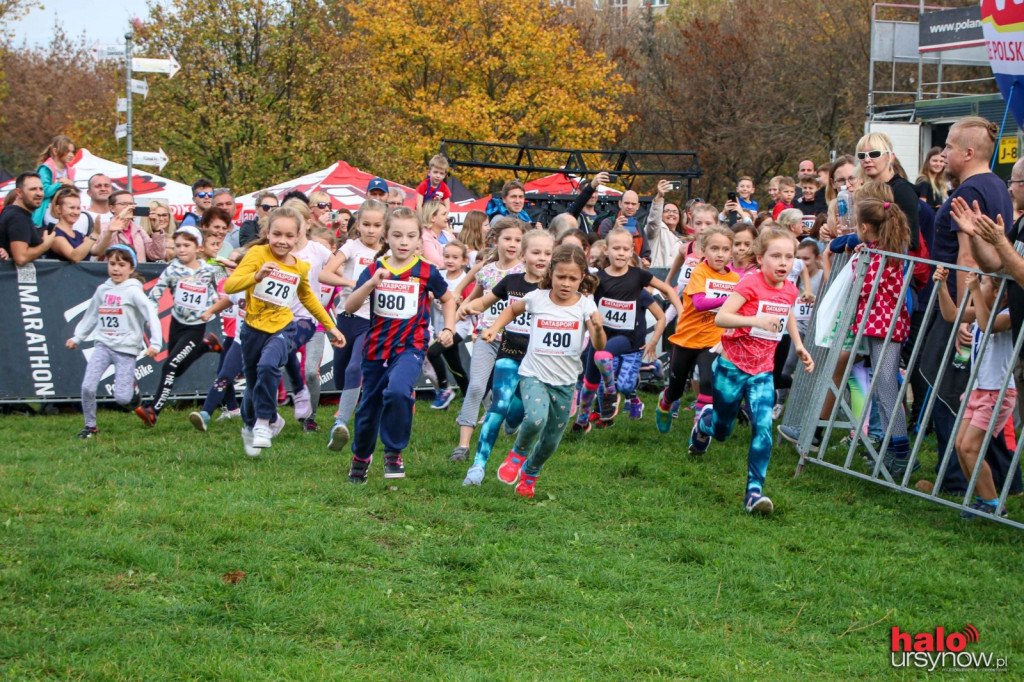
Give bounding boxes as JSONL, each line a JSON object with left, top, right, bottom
{"left": 533, "top": 317, "right": 582, "bottom": 356}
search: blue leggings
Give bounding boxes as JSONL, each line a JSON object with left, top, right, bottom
{"left": 202, "top": 338, "right": 242, "bottom": 414}
{"left": 583, "top": 335, "right": 635, "bottom": 386}
{"left": 613, "top": 351, "right": 643, "bottom": 397}
{"left": 696, "top": 355, "right": 775, "bottom": 494}
{"left": 473, "top": 357, "right": 525, "bottom": 468}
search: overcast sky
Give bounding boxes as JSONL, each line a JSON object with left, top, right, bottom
{"left": 8, "top": 0, "right": 151, "bottom": 47}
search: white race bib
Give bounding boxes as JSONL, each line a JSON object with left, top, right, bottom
{"left": 506, "top": 296, "right": 531, "bottom": 335}
{"left": 352, "top": 256, "right": 374, "bottom": 283}
{"left": 174, "top": 281, "right": 208, "bottom": 312}
{"left": 705, "top": 279, "right": 735, "bottom": 299}
{"left": 320, "top": 283, "right": 334, "bottom": 306}
{"left": 484, "top": 297, "right": 509, "bottom": 324}
{"left": 253, "top": 269, "right": 300, "bottom": 307}
{"left": 749, "top": 300, "right": 791, "bottom": 341}
{"left": 598, "top": 297, "right": 636, "bottom": 331}
{"left": 678, "top": 258, "right": 699, "bottom": 288}
{"left": 98, "top": 305, "right": 126, "bottom": 339}
{"left": 533, "top": 317, "right": 583, "bottom": 357}
{"left": 373, "top": 279, "right": 418, "bottom": 320}
{"left": 794, "top": 301, "right": 814, "bottom": 321}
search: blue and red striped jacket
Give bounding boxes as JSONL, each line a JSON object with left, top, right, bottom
{"left": 358, "top": 256, "right": 449, "bottom": 361}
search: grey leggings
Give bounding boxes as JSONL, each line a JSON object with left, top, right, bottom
{"left": 81, "top": 344, "right": 136, "bottom": 427}
{"left": 866, "top": 336, "right": 907, "bottom": 440}
{"left": 303, "top": 331, "right": 326, "bottom": 409}
{"left": 456, "top": 337, "right": 500, "bottom": 428}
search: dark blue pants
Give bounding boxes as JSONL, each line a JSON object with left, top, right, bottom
{"left": 202, "top": 338, "right": 242, "bottom": 414}
{"left": 239, "top": 322, "right": 295, "bottom": 426}
{"left": 351, "top": 349, "right": 424, "bottom": 457}
{"left": 583, "top": 335, "right": 635, "bottom": 385}
{"left": 332, "top": 315, "right": 370, "bottom": 391}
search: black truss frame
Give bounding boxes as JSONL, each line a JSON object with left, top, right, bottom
{"left": 439, "top": 139, "right": 703, "bottom": 198}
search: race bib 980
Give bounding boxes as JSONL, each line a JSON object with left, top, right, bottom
{"left": 533, "top": 317, "right": 582, "bottom": 356}
{"left": 253, "top": 269, "right": 300, "bottom": 307}
{"left": 373, "top": 279, "right": 418, "bottom": 320}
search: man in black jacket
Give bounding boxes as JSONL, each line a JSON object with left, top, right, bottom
{"left": 567, "top": 171, "right": 612, "bottom": 235}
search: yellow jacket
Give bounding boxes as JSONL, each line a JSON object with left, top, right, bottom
{"left": 224, "top": 244, "right": 335, "bottom": 333}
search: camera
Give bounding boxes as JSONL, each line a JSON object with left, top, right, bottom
{"left": 606, "top": 173, "right": 619, "bottom": 183}
{"left": 133, "top": 206, "right": 150, "bottom": 218}
{"left": 668, "top": 181, "right": 682, "bottom": 191}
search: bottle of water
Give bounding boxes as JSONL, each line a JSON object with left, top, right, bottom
{"left": 952, "top": 344, "right": 970, "bottom": 371}
{"left": 836, "top": 185, "right": 852, "bottom": 235}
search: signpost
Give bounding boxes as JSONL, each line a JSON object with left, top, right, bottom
{"left": 131, "top": 149, "right": 170, "bottom": 172}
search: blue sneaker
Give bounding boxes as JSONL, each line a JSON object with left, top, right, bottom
{"left": 960, "top": 498, "right": 1007, "bottom": 520}
{"left": 744, "top": 491, "right": 774, "bottom": 515}
{"left": 688, "top": 405, "right": 713, "bottom": 455}
{"left": 671, "top": 400, "right": 680, "bottom": 419}
{"left": 431, "top": 388, "right": 456, "bottom": 410}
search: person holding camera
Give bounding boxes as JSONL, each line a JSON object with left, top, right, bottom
{"left": 90, "top": 190, "right": 166, "bottom": 262}
{"left": 598, "top": 189, "right": 651, "bottom": 264}
{"left": 644, "top": 179, "right": 683, "bottom": 268}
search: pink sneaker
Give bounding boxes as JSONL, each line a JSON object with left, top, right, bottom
{"left": 497, "top": 450, "right": 526, "bottom": 485}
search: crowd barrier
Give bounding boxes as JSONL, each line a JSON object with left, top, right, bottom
{"left": 780, "top": 248, "right": 1024, "bottom": 530}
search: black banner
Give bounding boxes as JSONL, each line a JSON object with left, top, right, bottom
{"left": 918, "top": 6, "right": 984, "bottom": 52}
{"left": 0, "top": 260, "right": 344, "bottom": 403}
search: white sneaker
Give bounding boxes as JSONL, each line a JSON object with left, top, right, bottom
{"left": 270, "top": 414, "right": 286, "bottom": 438}
{"left": 328, "top": 422, "right": 350, "bottom": 452}
{"left": 240, "top": 426, "right": 261, "bottom": 457}
{"left": 771, "top": 403, "right": 784, "bottom": 420}
{"left": 252, "top": 424, "right": 273, "bottom": 448}
{"left": 292, "top": 387, "right": 312, "bottom": 420}
{"left": 216, "top": 408, "right": 241, "bottom": 421}
{"left": 463, "top": 465, "right": 485, "bottom": 486}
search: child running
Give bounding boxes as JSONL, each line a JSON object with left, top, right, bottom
{"left": 67, "top": 245, "right": 162, "bottom": 438}
{"left": 573, "top": 227, "right": 681, "bottom": 430}
{"left": 320, "top": 199, "right": 385, "bottom": 451}
{"left": 935, "top": 266, "right": 1016, "bottom": 518}
{"left": 459, "top": 229, "right": 553, "bottom": 485}
{"left": 224, "top": 206, "right": 345, "bottom": 455}
{"left": 655, "top": 225, "right": 739, "bottom": 433}
{"left": 427, "top": 240, "right": 474, "bottom": 409}
{"left": 689, "top": 228, "right": 814, "bottom": 515}
{"left": 449, "top": 217, "right": 526, "bottom": 462}
{"left": 135, "top": 226, "right": 222, "bottom": 426}
{"left": 485, "top": 244, "right": 605, "bottom": 498}
{"left": 343, "top": 207, "right": 456, "bottom": 482}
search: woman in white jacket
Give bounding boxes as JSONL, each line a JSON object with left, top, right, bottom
{"left": 645, "top": 179, "right": 683, "bottom": 269}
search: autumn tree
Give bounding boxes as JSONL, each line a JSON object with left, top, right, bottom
{"left": 0, "top": 27, "right": 117, "bottom": 174}
{"left": 340, "top": 0, "right": 630, "bottom": 192}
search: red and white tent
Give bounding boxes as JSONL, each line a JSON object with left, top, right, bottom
{"left": 242, "top": 160, "right": 416, "bottom": 217}
{"left": 0, "top": 149, "right": 201, "bottom": 219}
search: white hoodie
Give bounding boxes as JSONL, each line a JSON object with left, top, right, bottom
{"left": 72, "top": 278, "right": 163, "bottom": 356}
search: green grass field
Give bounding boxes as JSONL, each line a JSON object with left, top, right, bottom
{"left": 2, "top": 395, "right": 1022, "bottom": 680}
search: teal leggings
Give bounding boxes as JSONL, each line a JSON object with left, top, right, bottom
{"left": 473, "top": 357, "right": 525, "bottom": 468}
{"left": 696, "top": 355, "right": 776, "bottom": 493}
{"left": 514, "top": 376, "right": 574, "bottom": 477}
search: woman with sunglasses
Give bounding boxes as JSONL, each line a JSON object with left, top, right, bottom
{"left": 855, "top": 132, "right": 920, "bottom": 251}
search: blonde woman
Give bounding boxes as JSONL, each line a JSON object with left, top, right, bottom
{"left": 141, "top": 200, "right": 177, "bottom": 260}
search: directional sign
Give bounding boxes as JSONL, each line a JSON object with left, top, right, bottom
{"left": 91, "top": 42, "right": 125, "bottom": 61}
{"left": 130, "top": 79, "right": 149, "bottom": 98}
{"left": 117, "top": 98, "right": 128, "bottom": 113}
{"left": 131, "top": 149, "right": 169, "bottom": 171}
{"left": 115, "top": 123, "right": 127, "bottom": 140}
{"left": 131, "top": 55, "right": 180, "bottom": 79}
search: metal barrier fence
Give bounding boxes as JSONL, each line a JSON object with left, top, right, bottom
{"left": 780, "top": 248, "right": 1024, "bottom": 530}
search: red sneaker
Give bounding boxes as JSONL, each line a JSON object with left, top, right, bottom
{"left": 515, "top": 473, "right": 537, "bottom": 498}
{"left": 497, "top": 450, "right": 526, "bottom": 485}
{"left": 203, "top": 332, "right": 224, "bottom": 353}
{"left": 134, "top": 405, "right": 157, "bottom": 427}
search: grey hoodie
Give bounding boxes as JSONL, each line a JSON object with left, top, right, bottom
{"left": 72, "top": 278, "right": 163, "bottom": 356}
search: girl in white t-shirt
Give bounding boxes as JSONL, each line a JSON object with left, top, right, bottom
{"left": 320, "top": 199, "right": 385, "bottom": 451}
{"left": 936, "top": 267, "right": 1017, "bottom": 518}
{"left": 481, "top": 244, "right": 606, "bottom": 499}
